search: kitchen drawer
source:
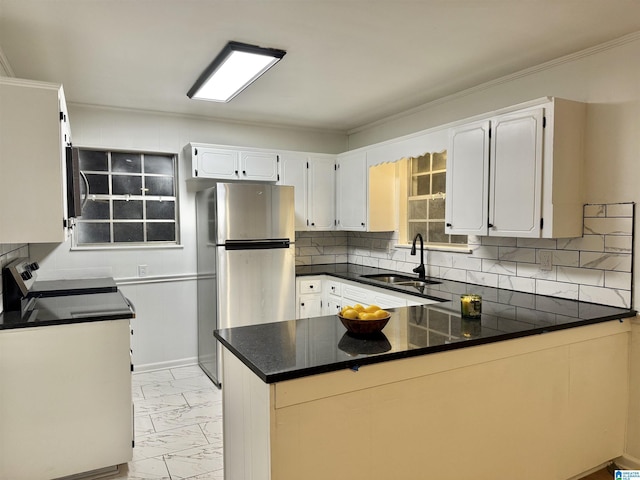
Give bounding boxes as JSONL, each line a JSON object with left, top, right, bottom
{"left": 325, "top": 280, "right": 342, "bottom": 297}
{"left": 299, "top": 279, "right": 322, "bottom": 294}
{"left": 341, "top": 284, "right": 373, "bottom": 305}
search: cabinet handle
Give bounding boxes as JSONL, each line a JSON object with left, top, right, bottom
{"left": 361, "top": 223, "right": 365, "bottom": 226}
{"left": 309, "top": 285, "right": 314, "bottom": 289}
{"left": 234, "top": 170, "right": 239, "bottom": 175}
{"left": 243, "top": 170, "right": 246, "bottom": 175}
{"left": 301, "top": 302, "right": 305, "bottom": 306}
{"left": 311, "top": 222, "right": 315, "bottom": 226}
{"left": 488, "top": 223, "right": 495, "bottom": 228}
{"left": 446, "top": 223, "right": 452, "bottom": 227}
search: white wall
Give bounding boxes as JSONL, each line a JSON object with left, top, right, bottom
{"left": 30, "top": 106, "right": 347, "bottom": 370}
{"left": 348, "top": 32, "right": 640, "bottom": 308}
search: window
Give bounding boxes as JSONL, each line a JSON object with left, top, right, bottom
{"left": 74, "top": 149, "right": 179, "bottom": 246}
{"left": 405, "top": 151, "right": 467, "bottom": 247}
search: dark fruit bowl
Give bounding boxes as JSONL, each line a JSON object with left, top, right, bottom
{"left": 337, "top": 313, "right": 391, "bottom": 335}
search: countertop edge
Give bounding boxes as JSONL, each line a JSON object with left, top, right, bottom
{"left": 216, "top": 312, "right": 634, "bottom": 384}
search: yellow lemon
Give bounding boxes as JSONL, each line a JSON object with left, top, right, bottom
{"left": 340, "top": 305, "right": 353, "bottom": 315}
{"left": 352, "top": 304, "right": 365, "bottom": 313}
{"left": 341, "top": 309, "right": 359, "bottom": 320}
{"left": 359, "top": 312, "right": 376, "bottom": 321}
{"left": 373, "top": 309, "right": 390, "bottom": 319}
{"left": 364, "top": 304, "right": 381, "bottom": 313}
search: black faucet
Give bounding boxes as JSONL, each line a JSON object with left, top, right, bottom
{"left": 410, "top": 233, "right": 426, "bottom": 279}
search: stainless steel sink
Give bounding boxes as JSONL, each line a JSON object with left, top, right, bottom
{"left": 362, "top": 274, "right": 440, "bottom": 286}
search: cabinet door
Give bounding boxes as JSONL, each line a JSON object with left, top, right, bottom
{"left": 489, "top": 108, "right": 544, "bottom": 237}
{"left": 336, "top": 151, "right": 366, "bottom": 231}
{"left": 298, "top": 294, "right": 323, "bottom": 319}
{"left": 280, "top": 153, "right": 308, "bottom": 230}
{"left": 194, "top": 147, "right": 239, "bottom": 179}
{"left": 307, "top": 156, "right": 336, "bottom": 230}
{"left": 324, "top": 298, "right": 343, "bottom": 316}
{"left": 240, "top": 151, "right": 278, "bottom": 182}
{"left": 445, "top": 120, "right": 490, "bottom": 236}
{"left": 0, "top": 80, "right": 67, "bottom": 243}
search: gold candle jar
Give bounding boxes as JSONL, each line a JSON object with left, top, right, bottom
{"left": 460, "top": 294, "right": 482, "bottom": 319}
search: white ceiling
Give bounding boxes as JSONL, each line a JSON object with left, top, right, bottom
{"left": 2, "top": 1, "right": 640, "bottom": 133}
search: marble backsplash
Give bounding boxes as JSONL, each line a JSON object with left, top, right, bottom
{"left": 0, "top": 243, "right": 29, "bottom": 314}
{"left": 295, "top": 202, "right": 635, "bottom": 309}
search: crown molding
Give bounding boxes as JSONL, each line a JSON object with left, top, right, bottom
{"left": 348, "top": 30, "right": 640, "bottom": 136}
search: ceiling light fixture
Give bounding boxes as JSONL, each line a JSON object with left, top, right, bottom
{"left": 187, "top": 41, "right": 286, "bottom": 103}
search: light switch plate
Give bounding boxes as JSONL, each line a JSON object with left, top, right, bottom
{"left": 137, "top": 265, "right": 148, "bottom": 277}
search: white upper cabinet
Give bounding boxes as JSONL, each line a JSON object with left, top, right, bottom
{"left": 336, "top": 150, "right": 396, "bottom": 232}
{"left": 307, "top": 155, "right": 336, "bottom": 231}
{"left": 239, "top": 151, "right": 279, "bottom": 182}
{"left": 187, "top": 143, "right": 278, "bottom": 182}
{"left": 0, "top": 78, "right": 71, "bottom": 243}
{"left": 336, "top": 150, "right": 366, "bottom": 231}
{"left": 279, "top": 153, "right": 308, "bottom": 230}
{"left": 445, "top": 98, "right": 586, "bottom": 238}
{"left": 445, "top": 120, "right": 490, "bottom": 236}
{"left": 489, "top": 108, "right": 544, "bottom": 237}
{"left": 279, "top": 152, "right": 336, "bottom": 231}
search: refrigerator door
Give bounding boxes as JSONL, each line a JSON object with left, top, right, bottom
{"left": 217, "top": 244, "right": 295, "bottom": 330}
{"left": 196, "top": 189, "right": 219, "bottom": 385}
{"left": 215, "top": 183, "right": 294, "bottom": 243}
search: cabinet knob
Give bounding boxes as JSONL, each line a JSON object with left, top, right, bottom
{"left": 309, "top": 285, "right": 314, "bottom": 289}
{"left": 301, "top": 302, "right": 305, "bottom": 306}
{"left": 234, "top": 170, "right": 239, "bottom": 175}
{"left": 311, "top": 222, "right": 315, "bottom": 226}
{"left": 361, "top": 223, "right": 365, "bottom": 226}
{"left": 446, "top": 223, "right": 452, "bottom": 227}
{"left": 243, "top": 170, "right": 246, "bottom": 175}
{"left": 488, "top": 223, "right": 495, "bottom": 228}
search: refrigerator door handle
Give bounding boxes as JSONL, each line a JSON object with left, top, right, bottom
{"left": 224, "top": 239, "right": 290, "bottom": 250}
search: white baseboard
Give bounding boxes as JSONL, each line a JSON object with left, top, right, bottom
{"left": 133, "top": 357, "right": 198, "bottom": 373}
{"left": 615, "top": 453, "right": 640, "bottom": 470}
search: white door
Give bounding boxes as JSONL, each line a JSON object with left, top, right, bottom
{"left": 445, "top": 120, "right": 490, "bottom": 235}
{"left": 489, "top": 108, "right": 544, "bottom": 237}
{"left": 195, "top": 147, "right": 239, "bottom": 179}
{"left": 307, "top": 155, "right": 336, "bottom": 230}
{"left": 240, "top": 151, "right": 278, "bottom": 182}
{"left": 336, "top": 151, "right": 366, "bottom": 231}
{"left": 280, "top": 153, "right": 308, "bottom": 230}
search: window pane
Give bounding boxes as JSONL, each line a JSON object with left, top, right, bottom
{"left": 432, "top": 152, "right": 447, "bottom": 170}
{"left": 113, "top": 200, "right": 143, "bottom": 219}
{"left": 432, "top": 172, "right": 446, "bottom": 195}
{"left": 145, "top": 176, "right": 174, "bottom": 196}
{"left": 76, "top": 222, "right": 110, "bottom": 244}
{"left": 81, "top": 199, "right": 110, "bottom": 220}
{"left": 147, "top": 200, "right": 175, "bottom": 219}
{"left": 85, "top": 174, "right": 110, "bottom": 194}
{"left": 79, "top": 150, "right": 108, "bottom": 171}
{"left": 112, "top": 175, "right": 143, "bottom": 195}
{"left": 428, "top": 222, "right": 447, "bottom": 243}
{"left": 408, "top": 222, "right": 427, "bottom": 242}
{"left": 428, "top": 198, "right": 445, "bottom": 220}
{"left": 112, "top": 153, "right": 142, "bottom": 173}
{"left": 113, "top": 223, "right": 144, "bottom": 242}
{"left": 147, "top": 222, "right": 176, "bottom": 242}
{"left": 412, "top": 154, "right": 430, "bottom": 174}
{"left": 408, "top": 199, "right": 427, "bottom": 220}
{"left": 145, "top": 155, "right": 174, "bottom": 175}
{"left": 414, "top": 175, "right": 430, "bottom": 196}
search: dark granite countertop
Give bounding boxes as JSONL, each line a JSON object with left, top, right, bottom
{"left": 215, "top": 263, "right": 636, "bottom": 383}
{"left": 0, "top": 291, "right": 135, "bottom": 330}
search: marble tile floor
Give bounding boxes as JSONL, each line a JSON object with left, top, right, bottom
{"left": 112, "top": 365, "right": 223, "bottom": 480}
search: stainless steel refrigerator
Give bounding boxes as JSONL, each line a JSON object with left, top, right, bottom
{"left": 196, "top": 183, "right": 295, "bottom": 386}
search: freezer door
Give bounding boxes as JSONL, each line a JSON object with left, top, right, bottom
{"left": 215, "top": 183, "right": 294, "bottom": 243}
{"left": 217, "top": 245, "right": 295, "bottom": 329}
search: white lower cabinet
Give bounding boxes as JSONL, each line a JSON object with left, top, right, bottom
{"left": 296, "top": 275, "right": 438, "bottom": 319}
{"left": 0, "top": 320, "right": 132, "bottom": 480}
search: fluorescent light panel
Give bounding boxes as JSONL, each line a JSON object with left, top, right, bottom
{"left": 188, "top": 41, "right": 286, "bottom": 103}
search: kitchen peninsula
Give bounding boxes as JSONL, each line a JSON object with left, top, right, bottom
{"left": 215, "top": 266, "right": 636, "bottom": 480}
